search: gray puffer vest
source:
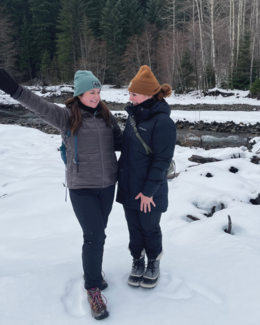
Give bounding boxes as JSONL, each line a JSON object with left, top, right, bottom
{"left": 16, "top": 87, "right": 122, "bottom": 189}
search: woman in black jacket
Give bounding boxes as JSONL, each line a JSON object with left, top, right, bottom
{"left": 0, "top": 69, "right": 122, "bottom": 320}
{"left": 116, "top": 65, "right": 176, "bottom": 289}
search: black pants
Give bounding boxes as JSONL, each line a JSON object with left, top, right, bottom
{"left": 123, "top": 206, "right": 162, "bottom": 260}
{"left": 69, "top": 185, "right": 115, "bottom": 290}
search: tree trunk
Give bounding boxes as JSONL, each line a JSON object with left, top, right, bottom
{"left": 250, "top": 0, "right": 257, "bottom": 88}
{"left": 210, "top": 0, "right": 217, "bottom": 86}
{"left": 195, "top": 0, "right": 206, "bottom": 90}
{"left": 236, "top": 0, "right": 242, "bottom": 64}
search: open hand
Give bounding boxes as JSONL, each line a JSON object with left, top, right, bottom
{"left": 135, "top": 192, "right": 156, "bottom": 213}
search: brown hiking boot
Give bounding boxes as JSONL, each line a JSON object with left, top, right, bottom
{"left": 87, "top": 287, "right": 109, "bottom": 320}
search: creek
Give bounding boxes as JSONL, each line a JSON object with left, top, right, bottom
{"left": 0, "top": 107, "right": 252, "bottom": 148}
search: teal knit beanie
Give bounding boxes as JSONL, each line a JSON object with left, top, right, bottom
{"left": 73, "top": 70, "right": 102, "bottom": 97}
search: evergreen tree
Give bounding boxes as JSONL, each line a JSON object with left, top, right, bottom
{"left": 145, "top": 0, "right": 165, "bottom": 29}
{"left": 177, "top": 51, "right": 195, "bottom": 93}
{"left": 121, "top": 0, "right": 144, "bottom": 37}
{"left": 28, "top": 0, "right": 60, "bottom": 72}
{"left": 19, "top": 15, "right": 33, "bottom": 79}
{"left": 84, "top": 0, "right": 106, "bottom": 37}
{"left": 41, "top": 49, "right": 51, "bottom": 81}
{"left": 100, "top": 0, "right": 126, "bottom": 85}
{"left": 0, "top": 0, "right": 32, "bottom": 77}
{"left": 0, "top": 5, "right": 16, "bottom": 72}
{"left": 56, "top": 0, "right": 89, "bottom": 81}
{"left": 206, "top": 64, "right": 215, "bottom": 89}
{"left": 233, "top": 33, "right": 251, "bottom": 90}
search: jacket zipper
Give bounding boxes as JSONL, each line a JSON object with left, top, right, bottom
{"left": 94, "top": 116, "right": 105, "bottom": 187}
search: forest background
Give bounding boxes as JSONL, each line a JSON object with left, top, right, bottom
{"left": 1, "top": 0, "right": 260, "bottom": 93}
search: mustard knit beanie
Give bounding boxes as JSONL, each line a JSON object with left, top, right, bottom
{"left": 128, "top": 65, "right": 161, "bottom": 96}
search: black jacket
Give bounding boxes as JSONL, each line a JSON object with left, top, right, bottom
{"left": 116, "top": 98, "right": 176, "bottom": 212}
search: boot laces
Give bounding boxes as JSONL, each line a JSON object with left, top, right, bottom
{"left": 89, "top": 288, "right": 107, "bottom": 310}
{"left": 133, "top": 257, "right": 144, "bottom": 270}
{"left": 147, "top": 259, "right": 156, "bottom": 273}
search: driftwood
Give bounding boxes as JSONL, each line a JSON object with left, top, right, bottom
{"left": 204, "top": 90, "right": 234, "bottom": 98}
{"left": 250, "top": 194, "right": 260, "bottom": 205}
{"left": 186, "top": 215, "right": 200, "bottom": 221}
{"left": 188, "top": 155, "right": 221, "bottom": 164}
{"left": 224, "top": 215, "right": 232, "bottom": 234}
{"left": 188, "top": 203, "right": 226, "bottom": 221}
{"left": 251, "top": 156, "right": 260, "bottom": 165}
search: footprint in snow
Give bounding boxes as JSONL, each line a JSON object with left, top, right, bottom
{"left": 187, "top": 281, "right": 223, "bottom": 304}
{"left": 61, "top": 277, "right": 87, "bottom": 317}
{"left": 158, "top": 276, "right": 194, "bottom": 300}
{"left": 158, "top": 277, "right": 223, "bottom": 304}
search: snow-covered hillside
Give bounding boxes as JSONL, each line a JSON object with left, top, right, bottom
{"left": 1, "top": 124, "right": 260, "bottom": 325}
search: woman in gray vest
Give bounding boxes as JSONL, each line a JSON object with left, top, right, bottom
{"left": 0, "top": 69, "right": 122, "bottom": 321}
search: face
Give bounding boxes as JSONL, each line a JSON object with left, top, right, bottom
{"left": 129, "top": 92, "right": 152, "bottom": 105}
{"left": 78, "top": 88, "right": 101, "bottom": 108}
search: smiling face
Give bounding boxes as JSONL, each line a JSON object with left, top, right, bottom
{"left": 78, "top": 88, "right": 101, "bottom": 108}
{"left": 129, "top": 92, "right": 153, "bottom": 106}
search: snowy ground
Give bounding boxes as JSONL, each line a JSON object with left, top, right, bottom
{"left": 1, "top": 86, "right": 260, "bottom": 128}
{"left": 1, "top": 85, "right": 260, "bottom": 107}
{"left": 1, "top": 124, "right": 260, "bottom": 325}
{"left": 114, "top": 110, "right": 260, "bottom": 125}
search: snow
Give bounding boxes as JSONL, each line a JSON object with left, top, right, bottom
{"left": 113, "top": 110, "right": 260, "bottom": 125}
{"left": 1, "top": 85, "right": 260, "bottom": 107}
{"left": 1, "top": 124, "right": 260, "bottom": 325}
{"left": 100, "top": 85, "right": 260, "bottom": 106}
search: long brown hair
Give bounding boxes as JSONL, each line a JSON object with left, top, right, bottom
{"left": 154, "top": 84, "right": 172, "bottom": 101}
{"left": 64, "top": 97, "right": 111, "bottom": 135}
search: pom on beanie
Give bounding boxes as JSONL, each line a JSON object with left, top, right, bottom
{"left": 128, "top": 65, "right": 161, "bottom": 96}
{"left": 73, "top": 70, "right": 101, "bottom": 97}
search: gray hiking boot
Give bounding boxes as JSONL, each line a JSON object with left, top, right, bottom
{"left": 128, "top": 255, "right": 145, "bottom": 287}
{"left": 141, "top": 258, "right": 160, "bottom": 289}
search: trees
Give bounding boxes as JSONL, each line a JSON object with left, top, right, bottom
{"left": 28, "top": 0, "right": 59, "bottom": 73}
{"left": 177, "top": 51, "right": 195, "bottom": 93}
{"left": 0, "top": 6, "right": 16, "bottom": 72}
{"left": 1, "top": 0, "right": 260, "bottom": 88}
{"left": 100, "top": 0, "right": 144, "bottom": 85}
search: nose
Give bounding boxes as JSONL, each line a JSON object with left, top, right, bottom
{"left": 129, "top": 94, "right": 133, "bottom": 102}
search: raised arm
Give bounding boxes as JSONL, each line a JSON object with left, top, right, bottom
{"left": 0, "top": 69, "right": 69, "bottom": 132}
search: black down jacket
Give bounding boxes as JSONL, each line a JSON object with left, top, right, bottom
{"left": 116, "top": 98, "right": 176, "bottom": 212}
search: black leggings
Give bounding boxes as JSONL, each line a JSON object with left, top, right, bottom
{"left": 69, "top": 185, "right": 115, "bottom": 290}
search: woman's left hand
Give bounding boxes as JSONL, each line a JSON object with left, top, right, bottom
{"left": 135, "top": 192, "right": 156, "bottom": 213}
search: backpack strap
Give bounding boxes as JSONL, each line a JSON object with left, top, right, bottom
{"left": 129, "top": 116, "right": 176, "bottom": 178}
{"left": 129, "top": 116, "right": 153, "bottom": 155}
{"left": 73, "top": 133, "right": 80, "bottom": 173}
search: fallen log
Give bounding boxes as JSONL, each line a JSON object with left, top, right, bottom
{"left": 186, "top": 215, "right": 200, "bottom": 221}
{"left": 251, "top": 156, "right": 260, "bottom": 165}
{"left": 188, "top": 155, "right": 221, "bottom": 164}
